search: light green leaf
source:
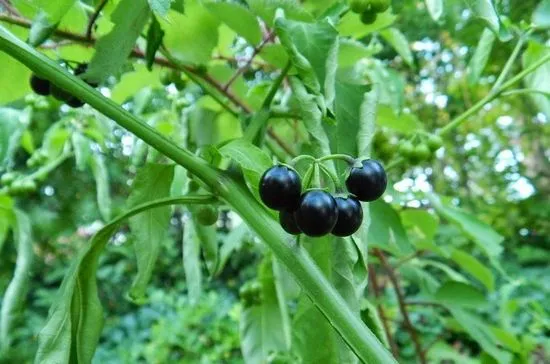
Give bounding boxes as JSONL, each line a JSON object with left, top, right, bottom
{"left": 246, "top": 0, "right": 314, "bottom": 27}
{"left": 215, "top": 222, "right": 248, "bottom": 276}
{"left": 368, "top": 201, "right": 414, "bottom": 255}
{"left": 425, "top": 0, "right": 444, "bottom": 21}
{"left": 338, "top": 39, "right": 378, "bottom": 68}
{"left": 219, "top": 138, "right": 272, "bottom": 199}
{"left": 0, "top": 209, "right": 32, "bottom": 351}
{"left": 183, "top": 216, "right": 203, "bottom": 304}
{"left": 111, "top": 64, "right": 162, "bottom": 103}
{"left": 360, "top": 300, "right": 389, "bottom": 349}
{"left": 205, "top": 1, "right": 262, "bottom": 45}
{"left": 160, "top": 1, "right": 220, "bottom": 65}
{"left": 86, "top": 0, "right": 150, "bottom": 82}
{"left": 71, "top": 132, "right": 91, "bottom": 172}
{"left": 357, "top": 89, "right": 377, "bottom": 160}
{"left": 241, "top": 256, "right": 290, "bottom": 363}
{"left": 0, "top": 108, "right": 30, "bottom": 169}
{"left": 364, "top": 61, "right": 405, "bottom": 112}
{"left": 451, "top": 249, "right": 495, "bottom": 291}
{"left": 428, "top": 194, "right": 504, "bottom": 259}
{"left": 127, "top": 164, "right": 175, "bottom": 302}
{"left": 28, "top": 0, "right": 77, "bottom": 46}
{"left": 533, "top": 0, "right": 550, "bottom": 29}
{"left": 338, "top": 11, "right": 396, "bottom": 38}
{"left": 463, "top": 0, "right": 500, "bottom": 33}
{"left": 379, "top": 28, "right": 414, "bottom": 68}
{"left": 522, "top": 41, "right": 550, "bottom": 116}
{"left": 148, "top": 0, "right": 172, "bottom": 16}
{"left": 259, "top": 43, "right": 290, "bottom": 68}
{"left": 89, "top": 152, "right": 112, "bottom": 221}
{"left": 0, "top": 49, "right": 32, "bottom": 104}
{"left": 433, "top": 281, "right": 487, "bottom": 308}
{"left": 190, "top": 209, "right": 218, "bottom": 275}
{"left": 41, "top": 120, "right": 70, "bottom": 158}
{"left": 401, "top": 209, "right": 439, "bottom": 246}
{"left": 448, "top": 308, "right": 513, "bottom": 364}
{"left": 35, "top": 195, "right": 213, "bottom": 363}
{"left": 467, "top": 28, "right": 496, "bottom": 85}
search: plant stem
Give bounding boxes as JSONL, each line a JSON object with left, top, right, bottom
{"left": 491, "top": 30, "right": 532, "bottom": 93}
{"left": 374, "top": 249, "right": 426, "bottom": 364}
{"left": 86, "top": 0, "right": 108, "bottom": 40}
{"left": 261, "top": 61, "right": 291, "bottom": 109}
{"left": 25, "top": 151, "right": 73, "bottom": 182}
{"left": 0, "top": 25, "right": 396, "bottom": 364}
{"left": 318, "top": 154, "right": 355, "bottom": 165}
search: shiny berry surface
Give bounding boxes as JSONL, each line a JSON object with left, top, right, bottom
{"left": 279, "top": 210, "right": 301, "bottom": 235}
{"left": 332, "top": 196, "right": 363, "bottom": 237}
{"left": 294, "top": 190, "right": 338, "bottom": 237}
{"left": 345, "top": 159, "right": 387, "bottom": 202}
{"left": 30, "top": 75, "right": 50, "bottom": 96}
{"left": 259, "top": 165, "right": 301, "bottom": 211}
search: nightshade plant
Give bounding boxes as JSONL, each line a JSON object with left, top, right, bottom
{"left": 0, "top": 1, "right": 549, "bottom": 363}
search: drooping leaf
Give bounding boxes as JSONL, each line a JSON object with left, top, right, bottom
{"left": 89, "top": 152, "right": 112, "bottom": 221}
{"left": 467, "top": 28, "right": 496, "bottom": 85}
{"left": 0, "top": 107, "right": 30, "bottom": 169}
{"left": 28, "top": 0, "right": 77, "bottom": 46}
{"left": 205, "top": 1, "right": 262, "bottom": 45}
{"left": 71, "top": 132, "right": 91, "bottom": 172}
{"left": 522, "top": 41, "right": 550, "bottom": 116}
{"left": 86, "top": 0, "right": 151, "bottom": 83}
{"left": 379, "top": 28, "right": 414, "bottom": 68}
{"left": 0, "top": 209, "right": 32, "bottom": 351}
{"left": 35, "top": 195, "right": 213, "bottom": 363}
{"left": 145, "top": 15, "right": 165, "bottom": 70}
{"left": 451, "top": 249, "right": 495, "bottom": 291}
{"left": 241, "top": 256, "right": 290, "bottom": 363}
{"left": 127, "top": 164, "right": 175, "bottom": 302}
{"left": 425, "top": 0, "right": 444, "bottom": 21}
{"left": 159, "top": 1, "right": 220, "bottom": 65}
{"left": 215, "top": 222, "right": 248, "bottom": 276}
{"left": 183, "top": 216, "right": 203, "bottom": 304}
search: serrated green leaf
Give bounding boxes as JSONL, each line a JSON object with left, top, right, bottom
{"left": 89, "top": 153, "right": 112, "bottom": 221}
{"left": 467, "top": 28, "right": 495, "bottom": 85}
{"left": 160, "top": 1, "right": 220, "bottom": 65}
{"left": 241, "top": 256, "right": 290, "bottom": 363}
{"left": 379, "top": 28, "right": 414, "bottom": 68}
{"left": 0, "top": 209, "right": 32, "bottom": 351}
{"left": 145, "top": 15, "right": 165, "bottom": 70}
{"left": 86, "top": 0, "right": 150, "bottom": 83}
{"left": 205, "top": 1, "right": 262, "bottom": 45}
{"left": 218, "top": 138, "right": 272, "bottom": 199}
{"left": 425, "top": 0, "right": 444, "bottom": 21}
{"left": 522, "top": 41, "right": 550, "bottom": 116}
{"left": 533, "top": 0, "right": 550, "bottom": 29}
{"left": 451, "top": 249, "right": 495, "bottom": 291}
{"left": 127, "top": 164, "right": 175, "bottom": 302}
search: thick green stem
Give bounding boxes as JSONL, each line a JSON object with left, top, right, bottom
{"left": 0, "top": 26, "right": 396, "bottom": 363}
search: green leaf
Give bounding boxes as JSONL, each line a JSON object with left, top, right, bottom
{"left": 190, "top": 209, "right": 219, "bottom": 275}
{"left": 360, "top": 300, "right": 389, "bottom": 349}
{"left": 127, "top": 164, "right": 175, "bottom": 302}
{"left": 433, "top": 281, "right": 487, "bottom": 308}
{"left": 357, "top": 89, "right": 377, "bottom": 160}
{"left": 467, "top": 28, "right": 496, "bottom": 85}
{"left": 379, "top": 28, "right": 414, "bottom": 68}
{"left": 259, "top": 43, "right": 290, "bottom": 68}
{"left": 28, "top": 0, "right": 77, "bottom": 46}
{"left": 86, "top": 0, "right": 150, "bottom": 83}
{"left": 275, "top": 17, "right": 339, "bottom": 104}
{"left": 145, "top": 15, "right": 165, "bottom": 70}
{"left": 337, "top": 39, "right": 378, "bottom": 69}
{"left": 522, "top": 41, "right": 550, "bottom": 116}
{"left": 451, "top": 249, "right": 494, "bottom": 291}
{"left": 0, "top": 194, "right": 14, "bottom": 255}
{"left": 247, "top": 0, "right": 314, "bottom": 27}
{"left": 216, "top": 223, "right": 248, "bottom": 276}
{"left": 293, "top": 236, "right": 361, "bottom": 364}
{"left": 448, "top": 308, "right": 513, "bottom": 364}
{"left": 0, "top": 108, "right": 30, "bottom": 169}
{"left": 364, "top": 61, "right": 405, "bottom": 112}
{"left": 368, "top": 201, "right": 413, "bottom": 255}
{"left": 338, "top": 11, "right": 396, "bottom": 38}
{"left": 71, "top": 132, "right": 91, "bottom": 172}
{"left": 182, "top": 216, "right": 203, "bottom": 303}
{"left": 0, "top": 49, "right": 32, "bottom": 104}
{"left": 401, "top": 209, "right": 439, "bottom": 246}
{"left": 148, "top": 0, "right": 172, "bottom": 17}
{"left": 35, "top": 195, "right": 213, "bottom": 363}
{"left": 110, "top": 64, "right": 162, "bottom": 103}
{"left": 205, "top": 1, "right": 262, "bottom": 45}
{"left": 159, "top": 1, "right": 220, "bottom": 65}
{"left": 0, "top": 209, "right": 32, "bottom": 351}
{"left": 425, "top": 0, "right": 444, "bottom": 21}
{"left": 218, "top": 138, "right": 272, "bottom": 199}
{"left": 41, "top": 120, "right": 70, "bottom": 158}
{"left": 241, "top": 256, "right": 290, "bottom": 363}
{"left": 462, "top": 0, "right": 510, "bottom": 40}
{"left": 428, "top": 194, "right": 504, "bottom": 259}
{"left": 533, "top": 0, "right": 550, "bottom": 29}
{"left": 89, "top": 152, "right": 112, "bottom": 221}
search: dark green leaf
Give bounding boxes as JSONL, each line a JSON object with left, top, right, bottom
{"left": 522, "top": 41, "right": 550, "bottom": 116}
{"left": 433, "top": 281, "right": 487, "bottom": 308}
{"left": 127, "top": 164, "right": 175, "bottom": 302}
{"left": 467, "top": 28, "right": 496, "bottom": 85}
{"left": 0, "top": 194, "right": 14, "bottom": 255}
{"left": 145, "top": 15, "right": 165, "bottom": 71}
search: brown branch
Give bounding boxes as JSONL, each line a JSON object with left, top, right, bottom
{"left": 222, "top": 30, "right": 274, "bottom": 91}
{"left": 368, "top": 264, "right": 400, "bottom": 359}
{"left": 373, "top": 249, "right": 427, "bottom": 364}
{"left": 86, "top": 0, "right": 108, "bottom": 40}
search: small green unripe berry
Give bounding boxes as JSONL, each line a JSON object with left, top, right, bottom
{"left": 398, "top": 140, "right": 415, "bottom": 158}
{"left": 360, "top": 9, "right": 378, "bottom": 24}
{"left": 350, "top": 0, "right": 370, "bottom": 13}
{"left": 160, "top": 70, "right": 172, "bottom": 86}
{"left": 1, "top": 172, "right": 17, "bottom": 186}
{"left": 426, "top": 134, "right": 443, "bottom": 152}
{"left": 195, "top": 205, "right": 218, "bottom": 226}
{"left": 370, "top": 0, "right": 390, "bottom": 12}
{"left": 412, "top": 143, "right": 431, "bottom": 162}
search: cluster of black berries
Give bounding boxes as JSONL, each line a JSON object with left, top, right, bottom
{"left": 349, "top": 0, "right": 390, "bottom": 25}
{"left": 259, "top": 159, "right": 387, "bottom": 238}
{"left": 29, "top": 63, "right": 98, "bottom": 108}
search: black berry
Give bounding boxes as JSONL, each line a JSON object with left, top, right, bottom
{"left": 74, "top": 63, "right": 99, "bottom": 88}
{"left": 332, "top": 196, "right": 363, "bottom": 237}
{"left": 294, "top": 190, "right": 338, "bottom": 237}
{"left": 66, "top": 96, "right": 85, "bottom": 108}
{"left": 259, "top": 165, "right": 301, "bottom": 211}
{"left": 50, "top": 84, "right": 72, "bottom": 103}
{"left": 279, "top": 210, "right": 301, "bottom": 235}
{"left": 345, "top": 159, "right": 387, "bottom": 202}
{"left": 30, "top": 74, "right": 51, "bottom": 96}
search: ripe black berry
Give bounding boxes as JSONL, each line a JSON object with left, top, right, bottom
{"left": 66, "top": 96, "right": 85, "bottom": 108}
{"left": 332, "top": 196, "right": 363, "bottom": 237}
{"left": 279, "top": 210, "right": 301, "bottom": 235}
{"left": 294, "top": 190, "right": 338, "bottom": 237}
{"left": 259, "top": 165, "right": 301, "bottom": 211}
{"left": 74, "top": 63, "right": 99, "bottom": 88}
{"left": 345, "top": 159, "right": 387, "bottom": 202}
{"left": 30, "top": 74, "right": 51, "bottom": 96}
{"left": 50, "top": 84, "right": 72, "bottom": 103}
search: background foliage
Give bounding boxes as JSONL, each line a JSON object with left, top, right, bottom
{"left": 0, "top": 0, "right": 549, "bottom": 363}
